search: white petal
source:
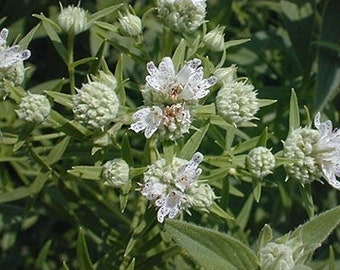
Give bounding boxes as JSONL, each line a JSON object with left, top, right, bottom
{"left": 322, "top": 163, "right": 340, "bottom": 190}
{"left": 157, "top": 206, "right": 169, "bottom": 223}
{"left": 144, "top": 125, "right": 158, "bottom": 138}
{"left": 158, "top": 57, "right": 175, "bottom": 78}
{"left": 146, "top": 75, "right": 162, "bottom": 91}
{"left": 314, "top": 112, "right": 321, "bottom": 129}
{"left": 130, "top": 121, "right": 147, "bottom": 133}
{"left": 0, "top": 28, "right": 8, "bottom": 46}
{"left": 146, "top": 61, "right": 158, "bottom": 76}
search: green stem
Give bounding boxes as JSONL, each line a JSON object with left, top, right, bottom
{"left": 67, "top": 30, "right": 75, "bottom": 95}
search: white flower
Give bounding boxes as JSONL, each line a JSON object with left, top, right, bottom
{"left": 140, "top": 152, "right": 215, "bottom": 223}
{"left": 143, "top": 57, "right": 217, "bottom": 104}
{"left": 175, "top": 152, "right": 203, "bottom": 192}
{"left": 0, "top": 28, "right": 30, "bottom": 69}
{"left": 130, "top": 106, "right": 163, "bottom": 138}
{"left": 314, "top": 112, "right": 340, "bottom": 189}
{"left": 155, "top": 190, "right": 187, "bottom": 223}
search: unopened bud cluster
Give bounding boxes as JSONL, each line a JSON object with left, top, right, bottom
{"left": 72, "top": 71, "right": 119, "bottom": 130}
{"left": 102, "top": 159, "right": 129, "bottom": 188}
{"left": 246, "top": 147, "right": 275, "bottom": 178}
{"left": 216, "top": 78, "right": 259, "bottom": 125}
{"left": 157, "top": 0, "right": 207, "bottom": 33}
{"left": 203, "top": 26, "right": 225, "bottom": 52}
{"left": 16, "top": 92, "right": 51, "bottom": 123}
{"left": 118, "top": 12, "right": 142, "bottom": 37}
{"left": 57, "top": 3, "right": 88, "bottom": 34}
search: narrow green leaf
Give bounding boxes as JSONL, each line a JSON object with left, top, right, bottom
{"left": 45, "top": 136, "right": 70, "bottom": 165}
{"left": 236, "top": 195, "right": 253, "bottom": 231}
{"left": 88, "top": 4, "right": 123, "bottom": 25}
{"left": 67, "top": 166, "right": 103, "bottom": 180}
{"left": 29, "top": 78, "right": 67, "bottom": 94}
{"left": 115, "top": 54, "right": 127, "bottom": 105}
{"left": 165, "top": 219, "right": 258, "bottom": 270}
{"left": 45, "top": 91, "right": 73, "bottom": 108}
{"left": 209, "top": 202, "right": 234, "bottom": 221}
{"left": 70, "top": 56, "right": 98, "bottom": 69}
{"left": 178, "top": 121, "right": 209, "bottom": 160}
{"left": 315, "top": 0, "right": 340, "bottom": 110}
{"left": 0, "top": 187, "right": 31, "bottom": 204}
{"left": 172, "top": 39, "right": 187, "bottom": 72}
{"left": 298, "top": 184, "right": 314, "bottom": 218}
{"left": 34, "top": 14, "right": 67, "bottom": 64}
{"left": 258, "top": 224, "right": 273, "bottom": 251}
{"left": 224, "top": 39, "right": 250, "bottom": 50}
{"left": 126, "top": 258, "right": 135, "bottom": 270}
{"left": 18, "top": 23, "right": 41, "bottom": 49}
{"left": 328, "top": 246, "right": 335, "bottom": 270}
{"left": 62, "top": 261, "right": 71, "bottom": 270}
{"left": 256, "top": 127, "right": 268, "bottom": 147}
{"left": 77, "top": 227, "right": 95, "bottom": 270}
{"left": 35, "top": 240, "right": 52, "bottom": 269}
{"left": 121, "top": 133, "right": 134, "bottom": 166}
{"left": 30, "top": 171, "right": 51, "bottom": 194}
{"left": 289, "top": 89, "right": 300, "bottom": 131}
{"left": 252, "top": 178, "right": 262, "bottom": 203}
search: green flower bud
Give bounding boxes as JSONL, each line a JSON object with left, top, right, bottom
{"left": 57, "top": 3, "right": 88, "bottom": 34}
{"left": 260, "top": 242, "right": 295, "bottom": 270}
{"left": 72, "top": 72, "right": 119, "bottom": 130}
{"left": 157, "top": 0, "right": 207, "bottom": 33}
{"left": 247, "top": 147, "right": 275, "bottom": 178}
{"left": 216, "top": 79, "right": 259, "bottom": 125}
{"left": 214, "top": 65, "right": 237, "bottom": 84}
{"left": 190, "top": 183, "right": 216, "bottom": 210}
{"left": 283, "top": 127, "right": 323, "bottom": 185}
{"left": 0, "top": 61, "right": 25, "bottom": 99}
{"left": 16, "top": 92, "right": 51, "bottom": 123}
{"left": 102, "top": 159, "right": 129, "bottom": 188}
{"left": 118, "top": 12, "right": 142, "bottom": 37}
{"left": 203, "top": 26, "right": 225, "bottom": 52}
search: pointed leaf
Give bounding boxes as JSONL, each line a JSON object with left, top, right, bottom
{"left": 289, "top": 89, "right": 300, "bottom": 131}
{"left": 88, "top": 4, "right": 123, "bottom": 25}
{"left": 172, "top": 39, "right": 187, "bottom": 72}
{"left": 67, "top": 166, "right": 103, "bottom": 180}
{"left": 77, "top": 227, "right": 95, "bottom": 270}
{"left": 45, "top": 136, "right": 70, "bottom": 165}
{"left": 165, "top": 219, "right": 258, "bottom": 270}
{"left": 0, "top": 187, "right": 31, "bottom": 204}
{"left": 178, "top": 121, "right": 209, "bottom": 159}
{"left": 35, "top": 240, "right": 52, "bottom": 269}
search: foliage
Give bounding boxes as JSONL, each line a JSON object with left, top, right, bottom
{"left": 0, "top": 0, "right": 339, "bottom": 269}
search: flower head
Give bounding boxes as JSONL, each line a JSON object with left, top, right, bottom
{"left": 143, "top": 57, "right": 217, "bottom": 105}
{"left": 118, "top": 12, "right": 142, "bottom": 37}
{"left": 157, "top": 0, "right": 207, "bottom": 33}
{"left": 0, "top": 28, "right": 31, "bottom": 99}
{"left": 72, "top": 72, "right": 119, "bottom": 130}
{"left": 140, "top": 152, "right": 215, "bottom": 223}
{"left": 246, "top": 147, "right": 275, "bottom": 179}
{"left": 102, "top": 159, "right": 129, "bottom": 188}
{"left": 283, "top": 113, "right": 340, "bottom": 189}
{"left": 203, "top": 26, "right": 225, "bottom": 52}
{"left": 216, "top": 79, "right": 259, "bottom": 125}
{"left": 16, "top": 92, "right": 51, "bottom": 123}
{"left": 57, "top": 3, "right": 88, "bottom": 34}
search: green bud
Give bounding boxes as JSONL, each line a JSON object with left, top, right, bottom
{"left": 16, "top": 92, "right": 51, "bottom": 123}
{"left": 203, "top": 26, "right": 225, "bottom": 52}
{"left": 247, "top": 147, "right": 275, "bottom": 178}
{"left": 102, "top": 159, "right": 129, "bottom": 188}
{"left": 118, "top": 12, "right": 142, "bottom": 37}
{"left": 57, "top": 3, "right": 88, "bottom": 34}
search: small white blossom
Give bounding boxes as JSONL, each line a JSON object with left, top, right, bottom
{"left": 143, "top": 57, "right": 217, "bottom": 105}
{"left": 130, "top": 106, "right": 163, "bottom": 139}
{"left": 314, "top": 112, "right": 340, "bottom": 189}
{"left": 0, "top": 28, "right": 30, "bottom": 99}
{"left": 140, "top": 152, "right": 215, "bottom": 223}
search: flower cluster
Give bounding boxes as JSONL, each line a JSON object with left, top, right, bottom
{"left": 130, "top": 57, "right": 217, "bottom": 140}
{"left": 157, "top": 0, "right": 207, "bottom": 33}
{"left": 216, "top": 75, "right": 260, "bottom": 126}
{"left": 102, "top": 159, "right": 129, "bottom": 188}
{"left": 246, "top": 147, "right": 275, "bottom": 179}
{"left": 118, "top": 11, "right": 142, "bottom": 37}
{"left": 72, "top": 71, "right": 119, "bottom": 130}
{"left": 0, "top": 28, "right": 31, "bottom": 99}
{"left": 283, "top": 112, "right": 340, "bottom": 189}
{"left": 16, "top": 92, "right": 51, "bottom": 123}
{"left": 139, "top": 152, "right": 216, "bottom": 223}
{"left": 57, "top": 3, "right": 88, "bottom": 35}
